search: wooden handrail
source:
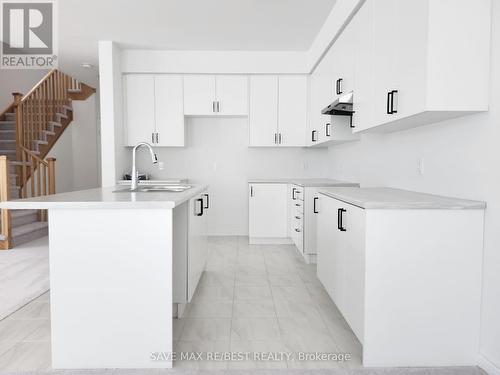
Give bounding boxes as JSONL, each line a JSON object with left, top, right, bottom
{"left": 20, "top": 69, "right": 56, "bottom": 103}
{"left": 19, "top": 145, "right": 48, "bottom": 166}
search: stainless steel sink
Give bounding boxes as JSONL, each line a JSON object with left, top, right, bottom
{"left": 114, "top": 185, "right": 192, "bottom": 193}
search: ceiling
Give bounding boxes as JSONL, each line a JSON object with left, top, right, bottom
{"left": 56, "top": 0, "right": 337, "bottom": 84}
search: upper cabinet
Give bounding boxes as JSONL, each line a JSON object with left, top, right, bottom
{"left": 354, "top": 0, "right": 491, "bottom": 133}
{"left": 183, "top": 75, "right": 248, "bottom": 116}
{"left": 249, "top": 75, "right": 308, "bottom": 147}
{"left": 123, "top": 74, "right": 184, "bottom": 147}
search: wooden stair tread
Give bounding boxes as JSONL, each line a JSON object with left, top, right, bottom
{"left": 11, "top": 209, "right": 38, "bottom": 218}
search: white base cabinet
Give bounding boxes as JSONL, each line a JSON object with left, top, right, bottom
{"left": 249, "top": 183, "right": 289, "bottom": 243}
{"left": 316, "top": 194, "right": 485, "bottom": 366}
{"left": 173, "top": 192, "right": 209, "bottom": 309}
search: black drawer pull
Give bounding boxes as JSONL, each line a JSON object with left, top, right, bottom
{"left": 337, "top": 208, "right": 346, "bottom": 231}
{"left": 313, "top": 197, "right": 319, "bottom": 214}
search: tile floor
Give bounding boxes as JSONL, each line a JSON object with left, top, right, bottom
{"left": 173, "top": 236, "right": 362, "bottom": 369}
{"left": 0, "top": 236, "right": 362, "bottom": 371}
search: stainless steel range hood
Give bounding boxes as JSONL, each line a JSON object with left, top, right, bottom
{"left": 321, "top": 91, "right": 354, "bottom": 116}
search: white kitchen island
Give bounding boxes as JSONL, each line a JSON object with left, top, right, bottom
{"left": 0, "top": 185, "right": 209, "bottom": 369}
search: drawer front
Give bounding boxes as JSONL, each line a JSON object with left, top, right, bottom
{"left": 293, "top": 200, "right": 304, "bottom": 213}
{"left": 294, "top": 186, "right": 304, "bottom": 201}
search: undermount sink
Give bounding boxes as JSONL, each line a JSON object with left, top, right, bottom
{"left": 114, "top": 185, "right": 192, "bottom": 193}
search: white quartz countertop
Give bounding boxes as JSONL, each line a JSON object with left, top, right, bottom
{"left": 318, "top": 187, "right": 486, "bottom": 210}
{"left": 248, "top": 178, "right": 359, "bottom": 187}
{"left": 0, "top": 185, "right": 209, "bottom": 209}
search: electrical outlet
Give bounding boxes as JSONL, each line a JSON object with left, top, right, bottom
{"left": 158, "top": 161, "right": 164, "bottom": 171}
{"left": 418, "top": 158, "right": 424, "bottom": 175}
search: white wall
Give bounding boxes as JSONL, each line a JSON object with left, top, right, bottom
{"left": 0, "top": 70, "right": 49, "bottom": 109}
{"left": 132, "top": 118, "right": 328, "bottom": 236}
{"left": 326, "top": 2, "right": 500, "bottom": 371}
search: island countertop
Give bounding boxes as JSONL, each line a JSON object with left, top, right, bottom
{"left": 0, "top": 185, "right": 209, "bottom": 209}
{"left": 318, "top": 187, "right": 486, "bottom": 210}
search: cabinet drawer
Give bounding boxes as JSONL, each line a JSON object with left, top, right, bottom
{"left": 293, "top": 200, "right": 304, "bottom": 213}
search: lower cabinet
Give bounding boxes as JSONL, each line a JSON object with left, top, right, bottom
{"left": 173, "top": 191, "right": 209, "bottom": 311}
{"left": 316, "top": 193, "right": 485, "bottom": 367}
{"left": 316, "top": 195, "right": 365, "bottom": 340}
{"left": 248, "top": 183, "right": 288, "bottom": 242}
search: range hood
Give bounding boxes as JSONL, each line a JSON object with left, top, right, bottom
{"left": 321, "top": 91, "right": 354, "bottom": 116}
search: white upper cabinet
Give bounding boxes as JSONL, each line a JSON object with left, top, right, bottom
{"left": 183, "top": 75, "right": 216, "bottom": 116}
{"left": 123, "top": 75, "right": 155, "bottom": 146}
{"left": 154, "top": 75, "right": 184, "bottom": 146}
{"left": 355, "top": 0, "right": 491, "bottom": 133}
{"left": 123, "top": 74, "right": 184, "bottom": 147}
{"left": 249, "top": 76, "right": 278, "bottom": 147}
{"left": 184, "top": 75, "right": 248, "bottom": 116}
{"left": 216, "top": 75, "right": 248, "bottom": 116}
{"left": 249, "top": 75, "right": 307, "bottom": 147}
{"left": 278, "top": 76, "right": 308, "bottom": 147}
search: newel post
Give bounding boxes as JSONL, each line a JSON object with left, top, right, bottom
{"left": 47, "top": 158, "right": 56, "bottom": 195}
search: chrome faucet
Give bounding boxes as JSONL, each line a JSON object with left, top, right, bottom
{"left": 130, "top": 142, "right": 158, "bottom": 190}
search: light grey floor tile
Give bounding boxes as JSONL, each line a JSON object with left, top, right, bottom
{"left": 234, "top": 285, "right": 272, "bottom": 300}
{"left": 8, "top": 301, "right": 50, "bottom": 320}
{"left": 172, "top": 318, "right": 185, "bottom": 341}
{"left": 180, "top": 318, "right": 231, "bottom": 341}
{"left": 231, "top": 318, "right": 281, "bottom": 340}
{"left": 200, "top": 270, "right": 235, "bottom": 287}
{"left": 186, "top": 301, "right": 233, "bottom": 318}
{"left": 192, "top": 284, "right": 234, "bottom": 302}
{"left": 173, "top": 340, "right": 229, "bottom": 369}
{"left": 0, "top": 341, "right": 51, "bottom": 371}
{"left": 236, "top": 263, "right": 267, "bottom": 276}
{"left": 233, "top": 299, "right": 276, "bottom": 318}
{"left": 268, "top": 274, "right": 305, "bottom": 287}
{"left": 235, "top": 274, "right": 269, "bottom": 287}
{"left": 22, "top": 319, "right": 50, "bottom": 342}
{"left": 0, "top": 318, "right": 42, "bottom": 342}
{"left": 228, "top": 340, "right": 287, "bottom": 369}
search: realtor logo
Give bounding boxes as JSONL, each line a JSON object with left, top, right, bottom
{"left": 1, "top": 0, "right": 58, "bottom": 69}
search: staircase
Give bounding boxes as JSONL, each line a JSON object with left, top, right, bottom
{"left": 0, "top": 69, "right": 95, "bottom": 249}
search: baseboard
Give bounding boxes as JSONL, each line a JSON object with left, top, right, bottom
{"left": 249, "top": 237, "right": 292, "bottom": 245}
{"left": 479, "top": 355, "right": 500, "bottom": 375}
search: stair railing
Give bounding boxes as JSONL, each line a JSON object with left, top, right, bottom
{"left": 15, "top": 69, "right": 81, "bottom": 157}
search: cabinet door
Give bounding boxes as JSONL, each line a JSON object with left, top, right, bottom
{"left": 352, "top": 0, "right": 374, "bottom": 131}
{"left": 309, "top": 73, "right": 333, "bottom": 145}
{"left": 392, "top": 0, "right": 428, "bottom": 120}
{"left": 342, "top": 202, "right": 366, "bottom": 342}
{"left": 123, "top": 75, "right": 155, "bottom": 146}
{"left": 317, "top": 195, "right": 343, "bottom": 303}
{"left": 188, "top": 195, "right": 206, "bottom": 301}
{"left": 183, "top": 75, "right": 216, "bottom": 115}
{"left": 216, "top": 75, "right": 248, "bottom": 116}
{"left": 332, "top": 24, "right": 355, "bottom": 98}
{"left": 248, "top": 183, "right": 288, "bottom": 238}
{"left": 371, "top": 0, "right": 398, "bottom": 127}
{"left": 249, "top": 76, "right": 278, "bottom": 147}
{"left": 154, "top": 75, "right": 185, "bottom": 146}
{"left": 278, "top": 76, "right": 307, "bottom": 147}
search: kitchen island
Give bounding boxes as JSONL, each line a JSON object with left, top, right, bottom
{"left": 0, "top": 185, "right": 209, "bottom": 369}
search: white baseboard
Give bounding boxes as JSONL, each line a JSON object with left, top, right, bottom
{"left": 479, "top": 355, "right": 500, "bottom": 375}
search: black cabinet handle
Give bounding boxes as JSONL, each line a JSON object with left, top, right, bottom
{"left": 196, "top": 198, "right": 204, "bottom": 216}
{"left": 216, "top": 101, "right": 220, "bottom": 113}
{"left": 311, "top": 130, "right": 317, "bottom": 142}
{"left": 203, "top": 193, "right": 209, "bottom": 209}
{"left": 274, "top": 133, "right": 278, "bottom": 144}
{"left": 292, "top": 187, "right": 297, "bottom": 200}
{"left": 250, "top": 186, "right": 254, "bottom": 197}
{"left": 338, "top": 78, "right": 343, "bottom": 95}
{"left": 325, "top": 123, "right": 331, "bottom": 137}
{"left": 337, "top": 208, "right": 346, "bottom": 231}
{"left": 387, "top": 91, "right": 392, "bottom": 114}
{"left": 278, "top": 133, "right": 282, "bottom": 144}
{"left": 391, "top": 90, "right": 398, "bottom": 114}
{"left": 313, "top": 197, "right": 319, "bottom": 214}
